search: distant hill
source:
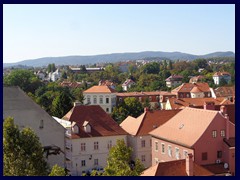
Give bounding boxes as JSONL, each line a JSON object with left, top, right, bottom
{"left": 3, "top": 51, "right": 235, "bottom": 68}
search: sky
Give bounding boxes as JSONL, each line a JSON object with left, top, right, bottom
{"left": 3, "top": 4, "right": 235, "bottom": 63}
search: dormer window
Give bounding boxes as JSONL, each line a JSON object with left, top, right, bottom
{"left": 72, "top": 122, "right": 79, "bottom": 134}
{"left": 83, "top": 121, "right": 91, "bottom": 133}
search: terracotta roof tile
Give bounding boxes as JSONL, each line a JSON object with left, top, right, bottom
{"left": 171, "top": 83, "right": 211, "bottom": 93}
{"left": 84, "top": 85, "right": 117, "bottom": 93}
{"left": 62, "top": 105, "right": 127, "bottom": 138}
{"left": 213, "top": 72, "right": 231, "bottom": 76}
{"left": 149, "top": 107, "right": 220, "bottom": 147}
{"left": 141, "top": 160, "right": 214, "bottom": 176}
{"left": 214, "top": 86, "right": 235, "bottom": 97}
{"left": 120, "top": 109, "right": 181, "bottom": 136}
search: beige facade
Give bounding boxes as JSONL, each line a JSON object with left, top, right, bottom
{"left": 3, "top": 86, "right": 65, "bottom": 167}
{"left": 65, "top": 135, "right": 127, "bottom": 175}
{"left": 83, "top": 93, "right": 116, "bottom": 113}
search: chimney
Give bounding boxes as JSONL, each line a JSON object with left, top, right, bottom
{"left": 220, "top": 105, "right": 227, "bottom": 115}
{"left": 204, "top": 101, "right": 215, "bottom": 110}
{"left": 144, "top": 107, "right": 149, "bottom": 112}
{"left": 225, "top": 114, "right": 230, "bottom": 140}
{"left": 74, "top": 101, "right": 82, "bottom": 107}
{"left": 186, "top": 153, "right": 194, "bottom": 176}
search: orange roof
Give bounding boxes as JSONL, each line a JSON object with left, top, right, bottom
{"left": 168, "top": 97, "right": 232, "bottom": 109}
{"left": 190, "top": 86, "right": 202, "bottom": 93}
{"left": 141, "top": 160, "right": 213, "bottom": 176}
{"left": 84, "top": 85, "right": 117, "bottom": 93}
{"left": 213, "top": 72, "right": 231, "bottom": 76}
{"left": 149, "top": 107, "right": 220, "bottom": 147}
{"left": 171, "top": 83, "right": 210, "bottom": 94}
{"left": 120, "top": 109, "right": 181, "bottom": 136}
{"left": 62, "top": 105, "right": 127, "bottom": 138}
{"left": 214, "top": 86, "right": 235, "bottom": 97}
{"left": 117, "top": 91, "right": 174, "bottom": 97}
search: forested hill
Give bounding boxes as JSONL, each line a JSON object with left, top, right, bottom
{"left": 3, "top": 51, "right": 235, "bottom": 68}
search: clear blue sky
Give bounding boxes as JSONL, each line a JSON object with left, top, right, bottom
{"left": 3, "top": 4, "right": 235, "bottom": 63}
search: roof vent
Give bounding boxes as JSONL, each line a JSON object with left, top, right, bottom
{"left": 179, "top": 124, "right": 184, "bottom": 129}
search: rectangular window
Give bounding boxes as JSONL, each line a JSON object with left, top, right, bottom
{"left": 212, "top": 130, "right": 217, "bottom": 138}
{"left": 155, "top": 141, "right": 158, "bottom": 151}
{"left": 107, "top": 140, "right": 112, "bottom": 150}
{"left": 94, "top": 159, "right": 98, "bottom": 166}
{"left": 106, "top": 108, "right": 109, "bottom": 112}
{"left": 93, "top": 97, "right": 97, "bottom": 104}
{"left": 175, "top": 148, "right": 180, "bottom": 159}
{"left": 161, "top": 143, "right": 165, "bottom": 154}
{"left": 119, "top": 98, "right": 122, "bottom": 102}
{"left": 99, "top": 97, "right": 103, "bottom": 104}
{"left": 183, "top": 150, "right": 188, "bottom": 159}
{"left": 168, "top": 145, "right": 172, "bottom": 157}
{"left": 106, "top": 98, "right": 109, "bottom": 104}
{"left": 81, "top": 143, "right": 86, "bottom": 152}
{"left": 141, "top": 155, "right": 146, "bottom": 162}
{"left": 141, "top": 140, "right": 146, "bottom": 148}
{"left": 81, "top": 160, "right": 86, "bottom": 167}
{"left": 202, "top": 152, "right": 208, "bottom": 160}
{"left": 217, "top": 151, "right": 222, "bottom": 158}
{"left": 94, "top": 142, "right": 99, "bottom": 150}
{"left": 220, "top": 130, "right": 225, "bottom": 137}
{"left": 149, "top": 96, "right": 152, "bottom": 101}
{"left": 87, "top": 96, "right": 91, "bottom": 104}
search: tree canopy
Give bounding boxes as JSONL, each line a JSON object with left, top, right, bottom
{"left": 49, "top": 164, "right": 66, "bottom": 176}
{"left": 4, "top": 117, "right": 49, "bottom": 176}
{"left": 103, "top": 139, "right": 144, "bottom": 176}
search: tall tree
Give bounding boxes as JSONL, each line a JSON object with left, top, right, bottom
{"left": 4, "top": 117, "right": 49, "bottom": 176}
{"left": 103, "top": 139, "right": 144, "bottom": 176}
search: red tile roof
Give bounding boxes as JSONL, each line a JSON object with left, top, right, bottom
{"left": 62, "top": 105, "right": 127, "bottom": 138}
{"left": 171, "top": 83, "right": 211, "bottom": 94}
{"left": 189, "top": 75, "right": 205, "bottom": 83}
{"left": 84, "top": 85, "right": 117, "bottom": 93}
{"left": 168, "top": 97, "right": 233, "bottom": 110}
{"left": 117, "top": 91, "right": 174, "bottom": 97}
{"left": 141, "top": 160, "right": 213, "bottom": 176}
{"left": 214, "top": 86, "right": 235, "bottom": 97}
{"left": 213, "top": 72, "right": 231, "bottom": 77}
{"left": 120, "top": 109, "right": 181, "bottom": 136}
{"left": 149, "top": 107, "right": 222, "bottom": 147}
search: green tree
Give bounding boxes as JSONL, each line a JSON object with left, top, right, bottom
{"left": 49, "top": 164, "right": 66, "bottom": 176}
{"left": 143, "top": 97, "right": 151, "bottom": 109}
{"left": 4, "top": 117, "right": 49, "bottom": 176}
{"left": 142, "top": 62, "right": 160, "bottom": 74}
{"left": 52, "top": 90, "right": 73, "bottom": 118}
{"left": 103, "top": 139, "right": 144, "bottom": 176}
{"left": 3, "top": 69, "right": 42, "bottom": 94}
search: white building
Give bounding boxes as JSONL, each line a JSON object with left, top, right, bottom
{"left": 60, "top": 105, "right": 128, "bottom": 176}
{"left": 120, "top": 108, "right": 181, "bottom": 169}
{"left": 122, "top": 79, "right": 136, "bottom": 91}
{"left": 213, "top": 72, "right": 231, "bottom": 85}
{"left": 83, "top": 85, "right": 117, "bottom": 113}
{"left": 49, "top": 69, "right": 61, "bottom": 82}
{"left": 165, "top": 75, "right": 183, "bottom": 88}
{"left": 3, "top": 86, "right": 65, "bottom": 167}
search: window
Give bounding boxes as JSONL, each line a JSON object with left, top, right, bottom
{"left": 202, "top": 152, "right": 208, "bottom": 160}
{"left": 106, "top": 108, "right": 109, "bottom": 112}
{"left": 119, "top": 98, "right": 122, "bottom": 102}
{"left": 183, "top": 150, "right": 188, "bottom": 158}
{"left": 39, "top": 119, "right": 44, "bottom": 129}
{"left": 93, "top": 96, "right": 97, "bottom": 104}
{"left": 99, "top": 96, "right": 103, "bottom": 104}
{"left": 81, "top": 160, "right": 86, "bottom": 167}
{"left": 107, "top": 140, "right": 112, "bottom": 150}
{"left": 220, "top": 130, "right": 225, "bottom": 137}
{"left": 155, "top": 141, "right": 158, "bottom": 151}
{"left": 212, "top": 130, "right": 217, "bottom": 138}
{"left": 175, "top": 148, "right": 180, "bottom": 159}
{"left": 106, "top": 98, "right": 109, "bottom": 104}
{"left": 81, "top": 143, "right": 86, "bottom": 152}
{"left": 149, "top": 96, "right": 152, "bottom": 101}
{"left": 141, "top": 140, "right": 146, "bottom": 148}
{"left": 168, "top": 146, "right": 172, "bottom": 157}
{"left": 217, "top": 151, "right": 222, "bottom": 158}
{"left": 161, "top": 143, "right": 165, "bottom": 154}
{"left": 186, "top": 94, "right": 189, "bottom": 98}
{"left": 141, "top": 155, "right": 146, "bottom": 162}
{"left": 94, "top": 159, "right": 98, "bottom": 166}
{"left": 94, "top": 142, "right": 99, "bottom": 150}
{"left": 208, "top": 93, "right": 211, "bottom": 97}
{"left": 87, "top": 96, "right": 91, "bottom": 104}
